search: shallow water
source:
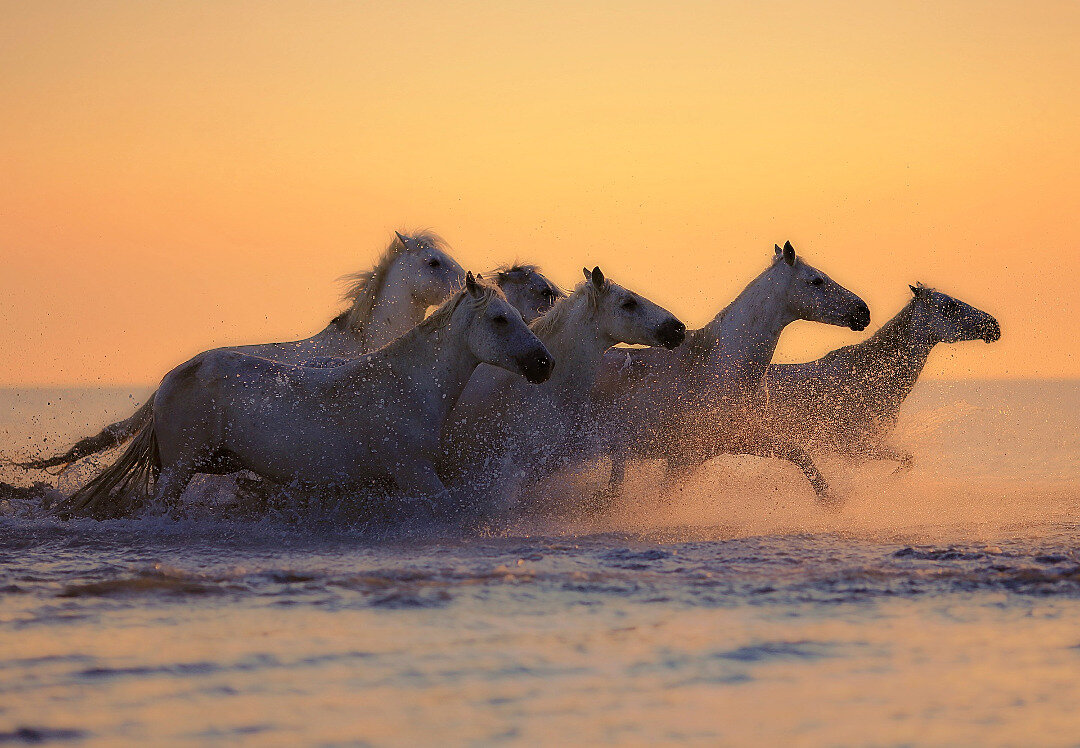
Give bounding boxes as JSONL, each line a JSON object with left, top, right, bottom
{"left": 1, "top": 381, "right": 1078, "bottom": 745}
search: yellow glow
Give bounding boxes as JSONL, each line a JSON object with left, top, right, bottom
{"left": 1, "top": 1, "right": 1077, "bottom": 384}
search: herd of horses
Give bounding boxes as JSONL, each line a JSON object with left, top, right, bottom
{"left": 14, "top": 231, "right": 1001, "bottom": 523}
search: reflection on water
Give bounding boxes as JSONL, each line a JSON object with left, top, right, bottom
{"left": 1, "top": 381, "right": 1078, "bottom": 744}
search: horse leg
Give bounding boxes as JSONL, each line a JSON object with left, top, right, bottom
{"left": 657, "top": 454, "right": 703, "bottom": 504}
{"left": 390, "top": 458, "right": 450, "bottom": 522}
{"left": 747, "top": 438, "right": 839, "bottom": 509}
{"left": 234, "top": 471, "right": 278, "bottom": 515}
{"left": 609, "top": 453, "right": 627, "bottom": 491}
{"left": 869, "top": 444, "right": 915, "bottom": 473}
{"left": 153, "top": 461, "right": 197, "bottom": 518}
{"left": 776, "top": 444, "right": 842, "bottom": 509}
{"left": 581, "top": 450, "right": 627, "bottom": 516}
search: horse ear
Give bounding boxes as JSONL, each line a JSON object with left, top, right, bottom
{"left": 395, "top": 231, "right": 410, "bottom": 247}
{"left": 774, "top": 243, "right": 783, "bottom": 255}
{"left": 466, "top": 272, "right": 481, "bottom": 298}
{"left": 591, "top": 266, "right": 605, "bottom": 288}
{"left": 909, "top": 284, "right": 920, "bottom": 297}
{"left": 782, "top": 241, "right": 796, "bottom": 266}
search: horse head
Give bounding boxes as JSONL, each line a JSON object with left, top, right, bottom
{"left": 459, "top": 273, "right": 554, "bottom": 384}
{"left": 581, "top": 266, "right": 685, "bottom": 349}
{"left": 773, "top": 241, "right": 870, "bottom": 331}
{"left": 493, "top": 263, "right": 565, "bottom": 323}
{"left": 390, "top": 231, "right": 467, "bottom": 307}
{"left": 908, "top": 283, "right": 1000, "bottom": 344}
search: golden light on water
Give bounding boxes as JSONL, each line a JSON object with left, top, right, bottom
{"left": 1, "top": 1, "right": 1077, "bottom": 384}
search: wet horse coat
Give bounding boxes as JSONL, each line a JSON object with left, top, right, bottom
{"left": 61, "top": 276, "right": 553, "bottom": 519}
{"left": 591, "top": 242, "right": 870, "bottom": 505}
{"left": 19, "top": 232, "right": 465, "bottom": 471}
{"left": 442, "top": 267, "right": 685, "bottom": 513}
{"left": 763, "top": 284, "right": 1000, "bottom": 465}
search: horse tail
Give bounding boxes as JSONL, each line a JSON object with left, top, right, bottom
{"left": 17, "top": 397, "right": 155, "bottom": 472}
{"left": 57, "top": 416, "right": 161, "bottom": 520}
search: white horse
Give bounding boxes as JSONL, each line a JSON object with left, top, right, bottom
{"left": 491, "top": 263, "right": 565, "bottom": 323}
{"left": 441, "top": 267, "right": 685, "bottom": 514}
{"left": 763, "top": 283, "right": 1000, "bottom": 466}
{"left": 590, "top": 242, "right": 870, "bottom": 507}
{"left": 60, "top": 274, "right": 553, "bottom": 519}
{"left": 19, "top": 231, "right": 465, "bottom": 471}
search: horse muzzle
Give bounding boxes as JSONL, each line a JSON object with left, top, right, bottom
{"left": 517, "top": 348, "right": 554, "bottom": 384}
{"left": 656, "top": 318, "right": 686, "bottom": 349}
{"left": 981, "top": 318, "right": 1001, "bottom": 343}
{"left": 846, "top": 302, "right": 871, "bottom": 332}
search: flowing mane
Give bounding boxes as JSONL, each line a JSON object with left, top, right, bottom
{"left": 495, "top": 261, "right": 540, "bottom": 278}
{"left": 495, "top": 261, "right": 565, "bottom": 293}
{"left": 684, "top": 254, "right": 791, "bottom": 356}
{"left": 530, "top": 279, "right": 603, "bottom": 338}
{"left": 333, "top": 230, "right": 449, "bottom": 336}
{"left": 417, "top": 278, "right": 501, "bottom": 333}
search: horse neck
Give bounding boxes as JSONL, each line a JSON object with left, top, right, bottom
{"left": 365, "top": 316, "right": 479, "bottom": 424}
{"left": 533, "top": 297, "right": 608, "bottom": 400}
{"left": 857, "top": 300, "right": 935, "bottom": 400}
{"left": 690, "top": 263, "right": 796, "bottom": 387}
{"left": 363, "top": 277, "right": 428, "bottom": 351}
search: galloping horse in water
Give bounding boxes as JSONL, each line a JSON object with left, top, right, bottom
{"left": 60, "top": 274, "right": 553, "bottom": 519}
{"left": 590, "top": 242, "right": 870, "bottom": 508}
{"left": 441, "top": 267, "right": 684, "bottom": 515}
{"left": 19, "top": 232, "right": 465, "bottom": 471}
{"left": 763, "top": 283, "right": 1000, "bottom": 466}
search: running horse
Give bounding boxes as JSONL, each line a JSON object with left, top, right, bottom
{"left": 60, "top": 274, "right": 553, "bottom": 519}
{"left": 18, "top": 231, "right": 465, "bottom": 471}
{"left": 442, "top": 266, "right": 684, "bottom": 516}
{"left": 763, "top": 283, "right": 1000, "bottom": 467}
{"left": 590, "top": 241, "right": 870, "bottom": 509}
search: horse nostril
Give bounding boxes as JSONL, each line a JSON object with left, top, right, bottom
{"left": 983, "top": 319, "right": 1001, "bottom": 343}
{"left": 849, "top": 304, "right": 871, "bottom": 331}
{"left": 658, "top": 319, "right": 686, "bottom": 349}
{"left": 519, "top": 348, "right": 554, "bottom": 383}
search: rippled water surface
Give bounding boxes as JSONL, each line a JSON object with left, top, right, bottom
{"left": 1, "top": 381, "right": 1078, "bottom": 745}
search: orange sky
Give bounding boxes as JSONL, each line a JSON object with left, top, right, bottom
{"left": 1, "top": 1, "right": 1077, "bottom": 385}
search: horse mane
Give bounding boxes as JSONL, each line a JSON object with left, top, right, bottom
{"left": 685, "top": 254, "right": 790, "bottom": 357}
{"left": 417, "top": 278, "right": 501, "bottom": 333}
{"left": 494, "top": 261, "right": 541, "bottom": 278}
{"left": 530, "top": 279, "right": 603, "bottom": 338}
{"left": 495, "top": 261, "right": 565, "bottom": 295}
{"left": 334, "top": 230, "right": 449, "bottom": 337}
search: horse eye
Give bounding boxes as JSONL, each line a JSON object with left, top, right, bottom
{"left": 621, "top": 299, "right": 638, "bottom": 311}
{"left": 428, "top": 258, "right": 441, "bottom": 268}
{"left": 809, "top": 277, "right": 824, "bottom": 286}
{"left": 492, "top": 314, "right": 509, "bottom": 326}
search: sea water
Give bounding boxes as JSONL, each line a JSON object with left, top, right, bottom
{"left": 1, "top": 381, "right": 1078, "bottom": 745}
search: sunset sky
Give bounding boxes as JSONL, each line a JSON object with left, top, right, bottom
{"left": 1, "top": 1, "right": 1077, "bottom": 385}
